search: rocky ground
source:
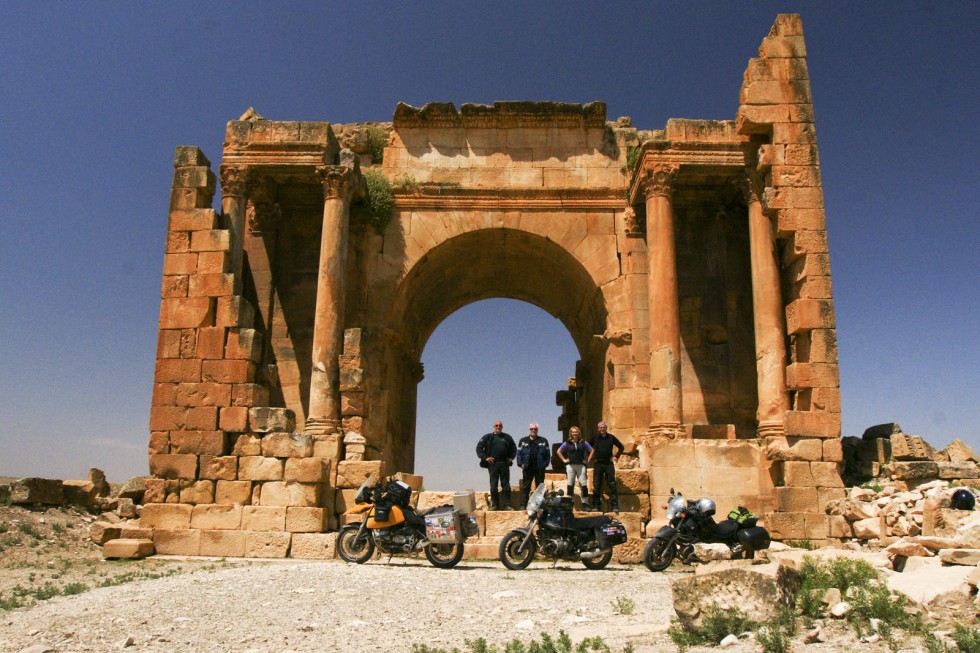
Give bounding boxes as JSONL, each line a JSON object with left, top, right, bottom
{"left": 1, "top": 504, "right": 942, "bottom": 653}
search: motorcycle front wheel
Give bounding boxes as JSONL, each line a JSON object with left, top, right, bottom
{"left": 425, "top": 542, "right": 465, "bottom": 568}
{"left": 582, "top": 548, "right": 613, "bottom": 570}
{"left": 337, "top": 525, "right": 375, "bottom": 564}
{"left": 643, "top": 537, "right": 675, "bottom": 572}
{"left": 498, "top": 530, "right": 537, "bottom": 570}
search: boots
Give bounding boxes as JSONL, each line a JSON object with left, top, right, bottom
{"left": 582, "top": 491, "right": 592, "bottom": 512}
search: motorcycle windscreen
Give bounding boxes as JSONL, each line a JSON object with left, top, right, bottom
{"left": 367, "top": 505, "right": 405, "bottom": 529}
{"left": 354, "top": 474, "right": 377, "bottom": 504}
{"left": 526, "top": 483, "right": 548, "bottom": 514}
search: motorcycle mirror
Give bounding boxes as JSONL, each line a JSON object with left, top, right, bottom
{"left": 670, "top": 488, "right": 675, "bottom": 496}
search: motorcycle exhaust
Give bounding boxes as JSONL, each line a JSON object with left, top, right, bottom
{"left": 579, "top": 548, "right": 607, "bottom": 560}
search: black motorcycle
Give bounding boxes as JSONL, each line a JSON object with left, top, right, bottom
{"left": 498, "top": 483, "right": 628, "bottom": 570}
{"left": 337, "top": 475, "right": 479, "bottom": 569}
{"left": 643, "top": 488, "right": 771, "bottom": 572}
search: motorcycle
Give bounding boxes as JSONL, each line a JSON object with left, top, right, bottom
{"left": 336, "top": 475, "right": 479, "bottom": 569}
{"left": 643, "top": 488, "right": 771, "bottom": 572}
{"left": 498, "top": 482, "right": 628, "bottom": 570}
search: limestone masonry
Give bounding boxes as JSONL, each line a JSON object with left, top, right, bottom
{"left": 146, "top": 14, "right": 845, "bottom": 556}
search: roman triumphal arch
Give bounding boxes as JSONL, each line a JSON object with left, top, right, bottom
{"left": 144, "top": 15, "right": 843, "bottom": 558}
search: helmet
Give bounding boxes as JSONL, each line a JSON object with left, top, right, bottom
{"left": 696, "top": 497, "right": 716, "bottom": 516}
{"left": 951, "top": 488, "right": 976, "bottom": 511}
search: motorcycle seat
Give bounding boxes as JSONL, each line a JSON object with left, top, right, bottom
{"left": 712, "top": 519, "right": 738, "bottom": 539}
{"left": 569, "top": 515, "right": 613, "bottom": 529}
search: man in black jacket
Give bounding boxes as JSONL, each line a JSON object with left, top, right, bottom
{"left": 590, "top": 421, "right": 624, "bottom": 513}
{"left": 476, "top": 420, "right": 517, "bottom": 510}
{"left": 516, "top": 423, "right": 550, "bottom": 509}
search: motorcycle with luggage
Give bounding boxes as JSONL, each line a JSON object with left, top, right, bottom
{"left": 498, "top": 482, "right": 628, "bottom": 570}
{"left": 337, "top": 475, "right": 479, "bottom": 568}
{"left": 643, "top": 488, "right": 771, "bottom": 572}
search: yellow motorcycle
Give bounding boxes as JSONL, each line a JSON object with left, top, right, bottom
{"left": 337, "top": 475, "right": 478, "bottom": 568}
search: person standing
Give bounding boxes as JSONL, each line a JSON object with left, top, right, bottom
{"left": 590, "top": 421, "right": 624, "bottom": 513}
{"left": 557, "top": 426, "right": 594, "bottom": 511}
{"left": 516, "top": 423, "right": 550, "bottom": 509}
{"left": 476, "top": 420, "right": 516, "bottom": 510}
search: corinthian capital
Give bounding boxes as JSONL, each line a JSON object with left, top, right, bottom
{"left": 219, "top": 165, "right": 249, "bottom": 199}
{"left": 316, "top": 166, "right": 357, "bottom": 201}
{"left": 639, "top": 164, "right": 679, "bottom": 199}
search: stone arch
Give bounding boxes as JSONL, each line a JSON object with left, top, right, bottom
{"left": 380, "top": 227, "right": 609, "bottom": 472}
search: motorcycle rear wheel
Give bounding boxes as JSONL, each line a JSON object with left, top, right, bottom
{"left": 582, "top": 549, "right": 613, "bottom": 570}
{"left": 425, "top": 542, "right": 464, "bottom": 568}
{"left": 643, "top": 537, "right": 675, "bottom": 572}
{"left": 337, "top": 525, "right": 375, "bottom": 564}
{"left": 498, "top": 530, "right": 536, "bottom": 570}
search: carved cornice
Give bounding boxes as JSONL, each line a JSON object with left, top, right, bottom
{"left": 624, "top": 206, "right": 644, "bottom": 238}
{"left": 316, "top": 166, "right": 357, "bottom": 201}
{"left": 638, "top": 164, "right": 679, "bottom": 199}
{"left": 392, "top": 187, "right": 625, "bottom": 211}
{"left": 219, "top": 165, "right": 250, "bottom": 199}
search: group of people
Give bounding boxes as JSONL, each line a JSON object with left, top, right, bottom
{"left": 476, "top": 420, "right": 624, "bottom": 513}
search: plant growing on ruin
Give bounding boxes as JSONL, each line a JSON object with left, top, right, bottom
{"left": 366, "top": 125, "right": 388, "bottom": 165}
{"left": 621, "top": 145, "right": 641, "bottom": 176}
{"left": 668, "top": 606, "right": 756, "bottom": 650}
{"left": 353, "top": 169, "right": 395, "bottom": 233}
{"left": 610, "top": 596, "right": 635, "bottom": 615}
{"left": 412, "top": 631, "right": 632, "bottom": 653}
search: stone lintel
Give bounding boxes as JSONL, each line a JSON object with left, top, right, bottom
{"left": 393, "top": 100, "right": 607, "bottom": 129}
{"left": 223, "top": 118, "right": 340, "bottom": 169}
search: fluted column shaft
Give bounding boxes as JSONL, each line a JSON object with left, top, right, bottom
{"left": 744, "top": 171, "right": 790, "bottom": 436}
{"left": 307, "top": 167, "right": 356, "bottom": 435}
{"left": 219, "top": 165, "right": 248, "bottom": 293}
{"left": 643, "top": 164, "right": 683, "bottom": 437}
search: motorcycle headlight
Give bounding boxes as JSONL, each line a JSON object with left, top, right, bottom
{"left": 665, "top": 506, "right": 676, "bottom": 521}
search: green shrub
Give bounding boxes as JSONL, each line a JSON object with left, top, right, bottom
{"left": 950, "top": 623, "right": 980, "bottom": 653}
{"left": 610, "top": 596, "right": 635, "bottom": 615}
{"left": 17, "top": 522, "right": 41, "bottom": 539}
{"left": 621, "top": 145, "right": 641, "bottom": 176}
{"left": 667, "top": 606, "right": 756, "bottom": 650}
{"left": 61, "top": 582, "right": 87, "bottom": 596}
{"left": 365, "top": 126, "right": 388, "bottom": 165}
{"left": 352, "top": 169, "right": 395, "bottom": 233}
{"left": 756, "top": 624, "right": 791, "bottom": 653}
{"left": 411, "top": 630, "right": 629, "bottom": 653}
{"left": 790, "top": 538, "right": 816, "bottom": 550}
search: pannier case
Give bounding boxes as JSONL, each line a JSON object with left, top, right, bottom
{"left": 453, "top": 491, "right": 476, "bottom": 514}
{"left": 596, "top": 522, "right": 628, "bottom": 548}
{"left": 424, "top": 506, "right": 462, "bottom": 543}
{"left": 736, "top": 526, "right": 771, "bottom": 550}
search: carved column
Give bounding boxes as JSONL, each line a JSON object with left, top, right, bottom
{"left": 742, "top": 170, "right": 790, "bottom": 437}
{"left": 219, "top": 165, "right": 249, "bottom": 293}
{"left": 306, "top": 167, "right": 356, "bottom": 435}
{"left": 642, "top": 164, "right": 684, "bottom": 438}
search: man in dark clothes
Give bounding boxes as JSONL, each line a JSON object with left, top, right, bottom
{"left": 590, "top": 421, "right": 624, "bottom": 513}
{"left": 516, "top": 422, "right": 550, "bottom": 509}
{"left": 476, "top": 420, "right": 517, "bottom": 510}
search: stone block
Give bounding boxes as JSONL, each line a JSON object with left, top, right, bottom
{"left": 313, "top": 433, "right": 343, "bottom": 459}
{"left": 766, "top": 511, "right": 807, "bottom": 540}
{"left": 694, "top": 440, "right": 761, "bottom": 468}
{"left": 773, "top": 486, "right": 818, "bottom": 513}
{"left": 215, "top": 480, "right": 252, "bottom": 505}
{"left": 152, "top": 529, "right": 201, "bottom": 555}
{"left": 242, "top": 505, "right": 287, "bottom": 531}
{"left": 938, "top": 462, "right": 979, "bottom": 479}
{"left": 416, "top": 492, "right": 456, "bottom": 512}
{"left": 827, "top": 515, "right": 853, "bottom": 539}
{"left": 245, "top": 531, "right": 292, "bottom": 558}
{"left": 250, "top": 407, "right": 296, "bottom": 434}
{"left": 190, "top": 229, "right": 230, "bottom": 252}
{"left": 225, "top": 328, "right": 262, "bottom": 361}
{"left": 149, "top": 453, "right": 197, "bottom": 479}
{"left": 163, "top": 252, "right": 197, "bottom": 275}
{"left": 199, "top": 455, "right": 238, "bottom": 481}
{"left": 203, "top": 359, "right": 255, "bottom": 384}
{"left": 765, "top": 436, "right": 823, "bottom": 461}
{"left": 216, "top": 295, "right": 255, "bottom": 328}
{"left": 885, "top": 462, "right": 940, "bottom": 482}
{"left": 190, "top": 504, "right": 242, "bottom": 530}
{"left": 154, "top": 359, "right": 203, "bottom": 384}
{"left": 63, "top": 480, "right": 98, "bottom": 507}
{"left": 179, "top": 480, "right": 215, "bottom": 504}
{"left": 484, "top": 510, "right": 532, "bottom": 536}
{"left": 9, "top": 478, "right": 64, "bottom": 505}
{"left": 334, "top": 488, "right": 360, "bottom": 514}
{"left": 103, "top": 538, "right": 155, "bottom": 560}
{"left": 890, "top": 433, "right": 936, "bottom": 461}
{"left": 780, "top": 461, "right": 815, "bottom": 487}
{"left": 141, "top": 503, "right": 193, "bottom": 530}
{"left": 258, "top": 481, "right": 321, "bottom": 507}
{"left": 810, "top": 461, "right": 844, "bottom": 488}
{"left": 169, "top": 430, "right": 226, "bottom": 455}
{"left": 784, "top": 410, "right": 841, "bottom": 438}
{"left": 200, "top": 530, "right": 247, "bottom": 557}
{"left": 284, "top": 458, "right": 329, "bottom": 484}
{"left": 290, "top": 533, "right": 337, "bottom": 559}
{"left": 188, "top": 273, "right": 235, "bottom": 298}
{"left": 614, "top": 469, "right": 649, "bottom": 494}
{"left": 822, "top": 438, "right": 843, "bottom": 462}
{"left": 939, "top": 439, "right": 979, "bottom": 463}
{"left": 176, "top": 382, "right": 231, "bottom": 408}
{"left": 89, "top": 522, "right": 122, "bottom": 545}
{"left": 392, "top": 472, "right": 424, "bottom": 492}
{"left": 238, "top": 456, "right": 284, "bottom": 481}
{"left": 852, "top": 516, "right": 883, "bottom": 540}
{"left": 261, "top": 431, "right": 313, "bottom": 457}
{"left": 198, "top": 250, "right": 231, "bottom": 274}
{"left": 219, "top": 406, "right": 249, "bottom": 432}
{"left": 233, "top": 433, "right": 263, "bottom": 456}
{"left": 159, "top": 297, "right": 214, "bottom": 329}
{"left": 286, "top": 507, "right": 327, "bottom": 533}
{"left": 336, "top": 461, "right": 383, "bottom": 488}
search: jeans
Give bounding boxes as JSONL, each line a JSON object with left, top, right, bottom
{"left": 488, "top": 462, "right": 511, "bottom": 509}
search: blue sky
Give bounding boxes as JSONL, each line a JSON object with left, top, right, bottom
{"left": 1, "top": 2, "right": 977, "bottom": 491}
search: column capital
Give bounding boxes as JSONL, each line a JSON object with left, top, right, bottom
{"left": 316, "top": 166, "right": 357, "bottom": 201}
{"left": 219, "top": 164, "right": 250, "bottom": 199}
{"left": 624, "top": 206, "right": 644, "bottom": 238}
{"left": 737, "top": 168, "right": 766, "bottom": 205}
{"left": 639, "top": 163, "right": 679, "bottom": 199}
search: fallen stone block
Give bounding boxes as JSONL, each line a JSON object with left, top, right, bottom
{"left": 117, "top": 476, "right": 147, "bottom": 502}
{"left": 9, "top": 478, "right": 63, "bottom": 505}
{"left": 89, "top": 522, "right": 122, "bottom": 545}
{"left": 863, "top": 423, "right": 901, "bottom": 441}
{"left": 938, "top": 461, "right": 980, "bottom": 480}
{"left": 887, "top": 563, "right": 973, "bottom": 605}
{"left": 890, "top": 433, "right": 936, "bottom": 461}
{"left": 62, "top": 480, "right": 98, "bottom": 507}
{"left": 939, "top": 548, "right": 980, "bottom": 566}
{"left": 671, "top": 563, "right": 800, "bottom": 629}
{"left": 939, "top": 439, "right": 979, "bottom": 464}
{"left": 103, "top": 538, "right": 155, "bottom": 560}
